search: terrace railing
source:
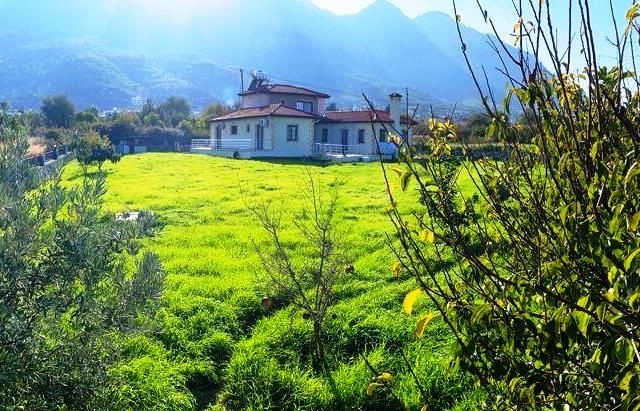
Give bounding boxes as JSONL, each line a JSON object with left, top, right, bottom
{"left": 191, "top": 138, "right": 254, "bottom": 151}
{"left": 25, "top": 146, "right": 72, "bottom": 167}
{"left": 314, "top": 143, "right": 370, "bottom": 156}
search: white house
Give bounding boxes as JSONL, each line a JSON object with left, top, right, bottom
{"left": 192, "top": 75, "right": 416, "bottom": 160}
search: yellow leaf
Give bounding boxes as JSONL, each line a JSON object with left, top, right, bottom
{"left": 390, "top": 166, "right": 403, "bottom": 177}
{"left": 627, "top": 4, "right": 640, "bottom": 21}
{"left": 415, "top": 312, "right": 440, "bottom": 339}
{"left": 366, "top": 382, "right": 383, "bottom": 396}
{"left": 375, "top": 372, "right": 394, "bottom": 385}
{"left": 403, "top": 288, "right": 425, "bottom": 315}
{"left": 419, "top": 229, "right": 435, "bottom": 243}
{"left": 513, "top": 20, "right": 522, "bottom": 33}
{"left": 391, "top": 261, "right": 402, "bottom": 278}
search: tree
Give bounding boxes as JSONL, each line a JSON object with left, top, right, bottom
{"left": 158, "top": 96, "right": 191, "bottom": 128}
{"left": 251, "top": 175, "right": 347, "bottom": 372}
{"left": 41, "top": 94, "right": 76, "bottom": 128}
{"left": 325, "top": 102, "right": 338, "bottom": 112}
{"left": 143, "top": 112, "right": 165, "bottom": 128}
{"left": 76, "top": 107, "right": 99, "bottom": 124}
{"left": 0, "top": 101, "right": 9, "bottom": 112}
{"left": 200, "top": 102, "right": 233, "bottom": 120}
{"left": 0, "top": 113, "right": 165, "bottom": 409}
{"left": 380, "top": 1, "right": 640, "bottom": 408}
{"left": 140, "top": 97, "right": 156, "bottom": 120}
{"left": 74, "top": 130, "right": 121, "bottom": 171}
{"left": 456, "top": 112, "right": 493, "bottom": 143}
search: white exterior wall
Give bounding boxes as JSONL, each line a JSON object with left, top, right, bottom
{"left": 241, "top": 94, "right": 270, "bottom": 108}
{"left": 210, "top": 117, "right": 273, "bottom": 151}
{"left": 209, "top": 116, "right": 314, "bottom": 157}
{"left": 269, "top": 117, "right": 315, "bottom": 157}
{"left": 315, "top": 122, "right": 391, "bottom": 155}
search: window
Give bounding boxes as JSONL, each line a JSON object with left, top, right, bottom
{"left": 379, "top": 129, "right": 387, "bottom": 142}
{"left": 231, "top": 125, "right": 238, "bottom": 135}
{"left": 296, "top": 101, "right": 314, "bottom": 113}
{"left": 246, "top": 124, "right": 251, "bottom": 133}
{"left": 321, "top": 128, "right": 328, "bottom": 143}
{"left": 358, "top": 129, "right": 365, "bottom": 144}
{"left": 287, "top": 125, "right": 299, "bottom": 142}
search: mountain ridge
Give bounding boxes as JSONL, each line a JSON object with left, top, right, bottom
{"left": 0, "top": 0, "right": 517, "bottom": 113}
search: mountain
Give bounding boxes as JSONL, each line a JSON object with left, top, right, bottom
{"left": 0, "top": 0, "right": 514, "bottom": 112}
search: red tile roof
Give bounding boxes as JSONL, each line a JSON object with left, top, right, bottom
{"left": 239, "top": 84, "right": 330, "bottom": 98}
{"left": 207, "top": 104, "right": 317, "bottom": 122}
{"left": 318, "top": 110, "right": 418, "bottom": 125}
{"left": 319, "top": 110, "right": 393, "bottom": 123}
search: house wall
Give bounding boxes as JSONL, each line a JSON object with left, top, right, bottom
{"left": 210, "top": 116, "right": 314, "bottom": 157}
{"left": 241, "top": 94, "right": 270, "bottom": 108}
{"left": 241, "top": 92, "right": 327, "bottom": 115}
{"left": 210, "top": 117, "right": 274, "bottom": 151}
{"left": 268, "top": 117, "right": 315, "bottom": 157}
{"left": 314, "top": 122, "right": 391, "bottom": 154}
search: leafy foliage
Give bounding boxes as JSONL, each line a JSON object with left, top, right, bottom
{"left": 74, "top": 130, "right": 121, "bottom": 170}
{"left": 385, "top": 1, "right": 640, "bottom": 408}
{"left": 0, "top": 114, "right": 165, "bottom": 409}
{"left": 41, "top": 94, "right": 76, "bottom": 128}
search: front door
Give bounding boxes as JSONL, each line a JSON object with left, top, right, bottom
{"left": 256, "top": 125, "right": 264, "bottom": 150}
{"left": 215, "top": 126, "right": 222, "bottom": 149}
{"left": 341, "top": 129, "right": 349, "bottom": 154}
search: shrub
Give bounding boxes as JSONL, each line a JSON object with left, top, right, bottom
{"left": 384, "top": 2, "right": 640, "bottom": 408}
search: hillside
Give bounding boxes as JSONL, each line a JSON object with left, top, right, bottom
{"left": 0, "top": 0, "right": 517, "bottom": 111}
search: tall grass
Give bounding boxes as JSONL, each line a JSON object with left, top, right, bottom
{"left": 64, "top": 153, "right": 483, "bottom": 410}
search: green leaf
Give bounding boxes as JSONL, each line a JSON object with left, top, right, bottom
{"left": 629, "top": 211, "right": 640, "bottom": 232}
{"left": 620, "top": 369, "right": 636, "bottom": 392}
{"left": 403, "top": 288, "right": 425, "bottom": 315}
{"left": 471, "top": 303, "right": 492, "bottom": 325}
{"left": 572, "top": 311, "right": 592, "bottom": 338}
{"left": 415, "top": 312, "right": 440, "bottom": 339}
{"left": 624, "top": 248, "right": 640, "bottom": 271}
{"left": 590, "top": 140, "right": 600, "bottom": 161}
{"left": 616, "top": 338, "right": 635, "bottom": 365}
{"left": 400, "top": 171, "right": 412, "bottom": 191}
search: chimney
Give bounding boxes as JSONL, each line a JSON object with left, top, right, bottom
{"left": 389, "top": 92, "right": 402, "bottom": 136}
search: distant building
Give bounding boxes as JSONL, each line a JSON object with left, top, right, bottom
{"left": 192, "top": 73, "right": 416, "bottom": 161}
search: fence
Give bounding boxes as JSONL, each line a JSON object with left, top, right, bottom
{"left": 191, "top": 138, "right": 254, "bottom": 151}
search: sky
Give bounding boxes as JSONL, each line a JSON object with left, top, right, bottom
{"left": 311, "top": 0, "right": 630, "bottom": 67}
{"left": 311, "top": 0, "right": 524, "bottom": 36}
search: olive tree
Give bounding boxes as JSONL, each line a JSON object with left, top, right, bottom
{"left": 0, "top": 114, "right": 165, "bottom": 409}
{"left": 380, "top": 1, "right": 640, "bottom": 409}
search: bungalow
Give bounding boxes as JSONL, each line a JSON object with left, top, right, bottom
{"left": 192, "top": 74, "right": 416, "bottom": 160}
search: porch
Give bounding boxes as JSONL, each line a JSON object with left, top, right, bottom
{"left": 312, "top": 142, "right": 396, "bottom": 162}
{"left": 191, "top": 138, "right": 257, "bottom": 157}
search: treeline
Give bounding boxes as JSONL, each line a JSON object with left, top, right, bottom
{"left": 0, "top": 95, "right": 237, "bottom": 152}
{"left": 412, "top": 110, "right": 537, "bottom": 144}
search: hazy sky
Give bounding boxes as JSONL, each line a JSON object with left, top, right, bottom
{"left": 310, "top": 0, "right": 520, "bottom": 37}
{"left": 311, "top": 0, "right": 629, "bottom": 67}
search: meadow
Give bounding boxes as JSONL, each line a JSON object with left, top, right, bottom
{"left": 64, "top": 153, "right": 485, "bottom": 410}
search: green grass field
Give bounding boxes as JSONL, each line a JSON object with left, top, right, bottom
{"left": 65, "top": 153, "right": 485, "bottom": 410}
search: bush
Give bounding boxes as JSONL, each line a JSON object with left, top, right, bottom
{"left": 385, "top": 2, "right": 640, "bottom": 408}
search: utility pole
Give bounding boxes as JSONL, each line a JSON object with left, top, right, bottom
{"left": 240, "top": 69, "right": 245, "bottom": 93}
